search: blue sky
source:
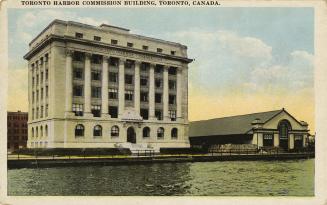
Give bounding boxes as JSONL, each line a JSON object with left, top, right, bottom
{"left": 7, "top": 7, "right": 315, "bottom": 129}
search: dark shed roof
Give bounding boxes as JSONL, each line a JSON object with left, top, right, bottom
{"left": 189, "top": 110, "right": 283, "bottom": 137}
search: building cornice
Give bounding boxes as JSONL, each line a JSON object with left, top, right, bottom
{"left": 24, "top": 34, "right": 193, "bottom": 64}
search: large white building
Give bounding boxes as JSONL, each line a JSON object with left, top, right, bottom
{"left": 24, "top": 20, "right": 192, "bottom": 151}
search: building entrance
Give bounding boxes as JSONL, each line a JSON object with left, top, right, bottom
{"left": 127, "top": 127, "right": 136, "bottom": 144}
{"left": 278, "top": 120, "right": 291, "bottom": 150}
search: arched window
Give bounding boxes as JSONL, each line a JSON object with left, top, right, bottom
{"left": 111, "top": 126, "right": 119, "bottom": 137}
{"left": 93, "top": 125, "right": 102, "bottom": 137}
{"left": 32, "top": 127, "right": 34, "bottom": 138}
{"left": 143, "top": 127, "right": 150, "bottom": 138}
{"left": 157, "top": 127, "right": 164, "bottom": 139}
{"left": 40, "top": 126, "right": 43, "bottom": 137}
{"left": 75, "top": 124, "right": 84, "bottom": 137}
{"left": 36, "top": 127, "right": 38, "bottom": 138}
{"left": 171, "top": 128, "right": 178, "bottom": 139}
{"left": 45, "top": 125, "right": 48, "bottom": 137}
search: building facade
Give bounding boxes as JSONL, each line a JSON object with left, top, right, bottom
{"left": 189, "top": 109, "right": 310, "bottom": 151}
{"left": 7, "top": 111, "right": 28, "bottom": 152}
{"left": 24, "top": 20, "right": 192, "bottom": 151}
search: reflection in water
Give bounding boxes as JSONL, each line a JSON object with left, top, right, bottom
{"left": 8, "top": 159, "right": 314, "bottom": 196}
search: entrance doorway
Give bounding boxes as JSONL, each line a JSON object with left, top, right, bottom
{"left": 127, "top": 127, "right": 136, "bottom": 144}
{"left": 278, "top": 120, "right": 291, "bottom": 150}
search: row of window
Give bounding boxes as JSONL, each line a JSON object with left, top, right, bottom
{"left": 74, "top": 71, "right": 177, "bottom": 91}
{"left": 73, "top": 86, "right": 176, "bottom": 104}
{"left": 31, "top": 125, "right": 48, "bottom": 138}
{"left": 7, "top": 122, "right": 28, "bottom": 127}
{"left": 32, "top": 69, "right": 49, "bottom": 86}
{"left": 72, "top": 104, "right": 177, "bottom": 121}
{"left": 32, "top": 86, "right": 49, "bottom": 103}
{"left": 7, "top": 115, "right": 28, "bottom": 120}
{"left": 8, "top": 129, "right": 28, "bottom": 134}
{"left": 75, "top": 32, "right": 177, "bottom": 56}
{"left": 32, "top": 105, "right": 49, "bottom": 120}
{"left": 8, "top": 136, "right": 28, "bottom": 141}
{"left": 75, "top": 124, "right": 178, "bottom": 139}
{"left": 262, "top": 133, "right": 304, "bottom": 147}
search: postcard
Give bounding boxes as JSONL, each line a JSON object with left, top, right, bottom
{"left": 1, "top": 0, "right": 327, "bottom": 204}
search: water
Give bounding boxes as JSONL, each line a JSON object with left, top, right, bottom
{"left": 8, "top": 159, "right": 314, "bottom": 196}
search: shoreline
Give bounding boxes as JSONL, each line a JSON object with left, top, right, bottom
{"left": 7, "top": 152, "right": 314, "bottom": 169}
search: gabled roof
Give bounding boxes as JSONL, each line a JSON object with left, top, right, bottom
{"left": 189, "top": 109, "right": 283, "bottom": 137}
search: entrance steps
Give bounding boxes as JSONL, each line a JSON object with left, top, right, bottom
{"left": 115, "top": 143, "right": 158, "bottom": 155}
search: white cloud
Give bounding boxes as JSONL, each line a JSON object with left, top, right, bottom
{"left": 163, "top": 29, "right": 313, "bottom": 96}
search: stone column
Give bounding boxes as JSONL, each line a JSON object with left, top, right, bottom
{"left": 101, "top": 56, "right": 110, "bottom": 118}
{"left": 134, "top": 61, "right": 141, "bottom": 114}
{"left": 163, "top": 65, "right": 169, "bottom": 121}
{"left": 176, "top": 67, "right": 183, "bottom": 121}
{"left": 65, "top": 49, "right": 73, "bottom": 116}
{"left": 118, "top": 58, "right": 125, "bottom": 118}
{"left": 84, "top": 53, "right": 92, "bottom": 116}
{"left": 149, "top": 63, "right": 155, "bottom": 120}
{"left": 289, "top": 133, "right": 294, "bottom": 150}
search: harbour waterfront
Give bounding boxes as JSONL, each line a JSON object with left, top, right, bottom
{"left": 8, "top": 159, "right": 314, "bottom": 196}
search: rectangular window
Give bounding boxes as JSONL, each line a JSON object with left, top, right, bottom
{"left": 141, "top": 63, "right": 149, "bottom": 72}
{"left": 157, "top": 48, "right": 163, "bottom": 53}
{"left": 32, "top": 92, "right": 35, "bottom": 103}
{"left": 41, "top": 72, "right": 44, "bottom": 83}
{"left": 168, "top": 67, "right": 177, "bottom": 75}
{"left": 32, "top": 108, "right": 34, "bottom": 120}
{"left": 109, "top": 57, "right": 119, "bottom": 66}
{"left": 91, "top": 105, "right": 101, "bottom": 117}
{"left": 155, "top": 79, "right": 162, "bottom": 88}
{"left": 73, "top": 85, "right": 83, "bottom": 97}
{"left": 72, "top": 104, "right": 83, "bottom": 116}
{"left": 169, "top": 110, "right": 176, "bottom": 121}
{"left": 40, "top": 106, "right": 43, "bottom": 118}
{"left": 169, "top": 80, "right": 176, "bottom": 90}
{"left": 91, "top": 86, "right": 101, "bottom": 98}
{"left": 140, "top": 92, "right": 148, "bottom": 102}
{"left": 263, "top": 133, "right": 274, "bottom": 147}
{"left": 36, "top": 108, "right": 39, "bottom": 119}
{"left": 111, "top": 39, "right": 118, "bottom": 45}
{"left": 169, "top": 95, "right": 176, "bottom": 105}
{"left": 125, "top": 74, "right": 133, "bottom": 84}
{"left": 109, "top": 88, "right": 118, "bottom": 99}
{"left": 171, "top": 51, "right": 176, "bottom": 55}
{"left": 140, "top": 77, "right": 148, "bottom": 86}
{"left": 140, "top": 109, "right": 149, "bottom": 120}
{"left": 127, "top": 42, "right": 133, "bottom": 47}
{"left": 75, "top": 32, "right": 83, "bottom": 38}
{"left": 32, "top": 77, "right": 35, "bottom": 86}
{"left": 125, "top": 90, "right": 134, "bottom": 101}
{"left": 45, "top": 104, "right": 48, "bottom": 117}
{"left": 73, "top": 52, "right": 84, "bottom": 61}
{"left": 91, "top": 70, "right": 101, "bottom": 81}
{"left": 155, "top": 93, "right": 162, "bottom": 103}
{"left": 74, "top": 68, "right": 83, "bottom": 79}
{"left": 109, "top": 72, "right": 118, "bottom": 83}
{"left": 36, "top": 90, "right": 39, "bottom": 101}
{"left": 94, "top": 36, "right": 101, "bottom": 41}
{"left": 45, "top": 69, "right": 48, "bottom": 80}
{"left": 91, "top": 55, "right": 102, "bottom": 64}
{"left": 155, "top": 110, "right": 163, "bottom": 120}
{"left": 155, "top": 65, "right": 162, "bottom": 73}
{"left": 36, "top": 74, "right": 39, "bottom": 85}
{"left": 46, "top": 86, "right": 48, "bottom": 98}
{"left": 124, "top": 60, "right": 134, "bottom": 69}
{"left": 109, "top": 106, "right": 118, "bottom": 118}
{"left": 41, "top": 88, "right": 44, "bottom": 99}
{"left": 142, "top": 45, "right": 148, "bottom": 50}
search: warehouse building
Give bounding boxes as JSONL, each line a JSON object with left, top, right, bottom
{"left": 189, "top": 109, "right": 310, "bottom": 151}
